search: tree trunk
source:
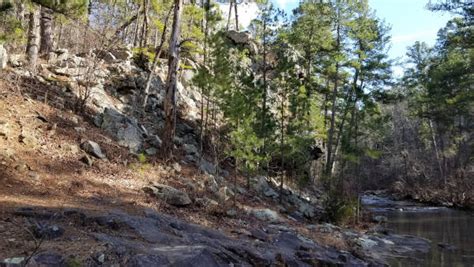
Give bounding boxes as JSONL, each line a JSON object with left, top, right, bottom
{"left": 326, "top": 62, "right": 339, "bottom": 176}
{"left": 161, "top": 0, "right": 183, "bottom": 158}
{"left": 142, "top": 6, "right": 173, "bottom": 109}
{"left": 325, "top": 18, "right": 341, "bottom": 177}
{"left": 27, "top": 8, "right": 40, "bottom": 72}
{"left": 260, "top": 17, "right": 267, "bottom": 153}
{"left": 199, "top": 0, "right": 211, "bottom": 156}
{"left": 140, "top": 0, "right": 149, "bottom": 48}
{"left": 40, "top": 6, "right": 53, "bottom": 56}
{"left": 226, "top": 0, "right": 233, "bottom": 31}
{"left": 133, "top": 6, "right": 142, "bottom": 47}
{"left": 233, "top": 0, "right": 239, "bottom": 31}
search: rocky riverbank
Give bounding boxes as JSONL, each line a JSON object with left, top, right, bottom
{"left": 0, "top": 47, "right": 435, "bottom": 266}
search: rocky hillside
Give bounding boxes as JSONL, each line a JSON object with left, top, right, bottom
{"left": 0, "top": 48, "right": 433, "bottom": 266}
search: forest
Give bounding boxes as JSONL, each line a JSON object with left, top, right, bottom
{"left": 0, "top": 0, "right": 472, "bottom": 266}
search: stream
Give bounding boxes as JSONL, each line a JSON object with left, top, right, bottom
{"left": 362, "top": 194, "right": 474, "bottom": 266}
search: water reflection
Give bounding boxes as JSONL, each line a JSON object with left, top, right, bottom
{"left": 366, "top": 196, "right": 474, "bottom": 267}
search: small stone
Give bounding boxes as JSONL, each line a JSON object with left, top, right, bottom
{"left": 145, "top": 147, "right": 157, "bottom": 156}
{"left": 143, "top": 183, "right": 191, "bottom": 206}
{"left": 15, "top": 162, "right": 29, "bottom": 172}
{"left": 80, "top": 140, "right": 106, "bottom": 159}
{"left": 32, "top": 223, "right": 64, "bottom": 240}
{"left": 184, "top": 155, "right": 197, "bottom": 163}
{"left": 0, "top": 121, "right": 10, "bottom": 137}
{"left": 226, "top": 209, "right": 237, "bottom": 217}
{"left": 70, "top": 116, "right": 80, "bottom": 125}
{"left": 199, "top": 159, "right": 216, "bottom": 174}
{"left": 172, "top": 162, "right": 182, "bottom": 172}
{"left": 217, "top": 186, "right": 234, "bottom": 202}
{"left": 28, "top": 171, "right": 40, "bottom": 181}
{"left": 74, "top": 127, "right": 86, "bottom": 133}
{"left": 97, "top": 253, "right": 105, "bottom": 263}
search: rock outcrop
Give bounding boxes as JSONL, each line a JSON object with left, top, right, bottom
{"left": 95, "top": 108, "right": 145, "bottom": 153}
{"left": 7, "top": 207, "right": 370, "bottom": 266}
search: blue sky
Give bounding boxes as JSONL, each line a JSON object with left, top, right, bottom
{"left": 270, "top": 0, "right": 453, "bottom": 59}
{"left": 229, "top": 0, "right": 454, "bottom": 76}
{"left": 268, "top": 0, "right": 454, "bottom": 75}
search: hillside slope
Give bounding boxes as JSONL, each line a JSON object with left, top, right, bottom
{"left": 0, "top": 53, "right": 430, "bottom": 266}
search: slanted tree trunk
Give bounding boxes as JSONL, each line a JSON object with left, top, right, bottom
{"left": 142, "top": 6, "right": 173, "bottom": 109}
{"left": 226, "top": 0, "right": 233, "bottom": 31}
{"left": 161, "top": 0, "right": 183, "bottom": 158}
{"left": 27, "top": 8, "right": 40, "bottom": 72}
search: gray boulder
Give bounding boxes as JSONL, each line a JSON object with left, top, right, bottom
{"left": 81, "top": 140, "right": 106, "bottom": 159}
{"left": 195, "top": 197, "right": 219, "bottom": 209}
{"left": 145, "top": 147, "right": 158, "bottom": 156}
{"left": 199, "top": 159, "right": 216, "bottom": 175}
{"left": 251, "top": 176, "right": 270, "bottom": 193}
{"left": 298, "top": 202, "right": 316, "bottom": 219}
{"left": 263, "top": 187, "right": 279, "bottom": 198}
{"left": 97, "top": 108, "right": 144, "bottom": 153}
{"left": 227, "top": 30, "right": 251, "bottom": 44}
{"left": 143, "top": 183, "right": 192, "bottom": 206}
{"left": 227, "top": 30, "right": 258, "bottom": 54}
{"left": 184, "top": 144, "right": 198, "bottom": 156}
{"left": 250, "top": 208, "right": 281, "bottom": 223}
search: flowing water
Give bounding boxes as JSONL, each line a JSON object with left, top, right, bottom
{"left": 362, "top": 195, "right": 474, "bottom": 267}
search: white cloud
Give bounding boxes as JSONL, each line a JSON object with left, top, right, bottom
{"left": 391, "top": 29, "right": 438, "bottom": 44}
